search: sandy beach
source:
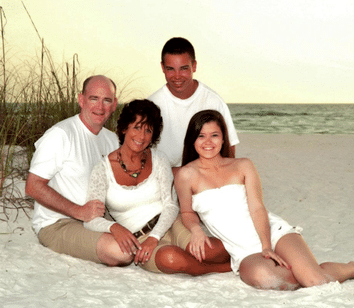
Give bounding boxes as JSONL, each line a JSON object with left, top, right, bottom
{"left": 1, "top": 133, "right": 353, "bottom": 308}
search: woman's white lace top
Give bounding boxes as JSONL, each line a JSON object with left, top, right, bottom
{"left": 84, "top": 148, "right": 179, "bottom": 240}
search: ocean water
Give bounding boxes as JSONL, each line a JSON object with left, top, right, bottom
{"left": 228, "top": 104, "right": 354, "bottom": 134}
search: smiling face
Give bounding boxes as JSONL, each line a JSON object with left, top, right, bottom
{"left": 161, "top": 53, "right": 197, "bottom": 99}
{"left": 123, "top": 116, "right": 153, "bottom": 153}
{"left": 194, "top": 121, "right": 224, "bottom": 159}
{"left": 78, "top": 76, "right": 117, "bottom": 134}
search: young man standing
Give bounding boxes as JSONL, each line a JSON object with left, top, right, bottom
{"left": 148, "top": 37, "right": 239, "bottom": 172}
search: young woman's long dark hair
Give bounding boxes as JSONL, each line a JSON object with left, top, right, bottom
{"left": 181, "top": 110, "right": 232, "bottom": 166}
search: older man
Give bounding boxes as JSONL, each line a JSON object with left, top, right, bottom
{"left": 26, "top": 75, "right": 134, "bottom": 265}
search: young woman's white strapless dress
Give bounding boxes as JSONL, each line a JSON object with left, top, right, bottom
{"left": 192, "top": 184, "right": 302, "bottom": 274}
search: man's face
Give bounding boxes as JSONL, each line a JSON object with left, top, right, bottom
{"left": 78, "top": 77, "right": 118, "bottom": 134}
{"left": 161, "top": 53, "right": 197, "bottom": 99}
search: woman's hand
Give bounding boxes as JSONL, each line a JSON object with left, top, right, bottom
{"left": 110, "top": 223, "right": 142, "bottom": 255}
{"left": 134, "top": 237, "right": 158, "bottom": 265}
{"left": 188, "top": 227, "right": 213, "bottom": 263}
{"left": 262, "top": 248, "right": 291, "bottom": 269}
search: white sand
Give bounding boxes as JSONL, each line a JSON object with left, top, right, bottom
{"left": 1, "top": 134, "right": 353, "bottom": 308}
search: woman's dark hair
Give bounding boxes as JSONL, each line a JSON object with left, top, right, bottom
{"left": 117, "top": 99, "right": 163, "bottom": 147}
{"left": 182, "top": 110, "right": 231, "bottom": 166}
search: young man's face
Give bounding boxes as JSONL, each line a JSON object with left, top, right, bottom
{"left": 78, "top": 77, "right": 118, "bottom": 135}
{"left": 161, "top": 53, "right": 197, "bottom": 99}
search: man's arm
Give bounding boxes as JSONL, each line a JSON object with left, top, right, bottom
{"left": 230, "top": 145, "right": 236, "bottom": 158}
{"left": 26, "top": 172, "right": 105, "bottom": 222}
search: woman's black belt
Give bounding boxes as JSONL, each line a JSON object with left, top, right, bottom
{"left": 133, "top": 214, "right": 160, "bottom": 238}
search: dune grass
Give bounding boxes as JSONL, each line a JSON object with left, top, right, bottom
{"left": 0, "top": 6, "right": 126, "bottom": 220}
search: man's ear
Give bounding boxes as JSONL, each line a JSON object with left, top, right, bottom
{"left": 78, "top": 93, "right": 84, "bottom": 108}
{"left": 113, "top": 97, "right": 118, "bottom": 111}
{"left": 192, "top": 60, "right": 197, "bottom": 73}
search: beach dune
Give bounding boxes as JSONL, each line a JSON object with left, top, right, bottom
{"left": 1, "top": 134, "right": 353, "bottom": 307}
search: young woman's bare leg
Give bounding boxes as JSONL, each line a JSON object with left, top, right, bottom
{"left": 155, "top": 244, "right": 231, "bottom": 276}
{"left": 319, "top": 262, "right": 354, "bottom": 283}
{"left": 275, "top": 233, "right": 354, "bottom": 287}
{"left": 155, "top": 215, "right": 231, "bottom": 275}
{"left": 239, "top": 253, "right": 300, "bottom": 290}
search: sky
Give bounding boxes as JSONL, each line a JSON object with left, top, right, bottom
{"left": 2, "top": 0, "right": 354, "bottom": 104}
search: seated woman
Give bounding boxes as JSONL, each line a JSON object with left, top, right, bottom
{"left": 174, "top": 109, "right": 354, "bottom": 290}
{"left": 84, "top": 100, "right": 230, "bottom": 274}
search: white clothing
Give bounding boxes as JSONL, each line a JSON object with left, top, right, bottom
{"left": 192, "top": 184, "right": 302, "bottom": 274}
{"left": 84, "top": 149, "right": 179, "bottom": 241}
{"left": 30, "top": 114, "right": 119, "bottom": 234}
{"left": 148, "top": 81, "right": 239, "bottom": 167}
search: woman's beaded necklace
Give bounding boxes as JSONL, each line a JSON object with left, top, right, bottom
{"left": 117, "top": 148, "right": 147, "bottom": 178}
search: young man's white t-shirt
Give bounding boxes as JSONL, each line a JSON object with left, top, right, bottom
{"left": 30, "top": 114, "right": 119, "bottom": 234}
{"left": 148, "top": 81, "right": 239, "bottom": 167}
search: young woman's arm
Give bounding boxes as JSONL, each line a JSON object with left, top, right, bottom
{"left": 243, "top": 158, "right": 290, "bottom": 268}
{"left": 174, "top": 167, "right": 213, "bottom": 262}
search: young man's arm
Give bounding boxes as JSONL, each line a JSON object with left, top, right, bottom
{"left": 230, "top": 145, "right": 236, "bottom": 158}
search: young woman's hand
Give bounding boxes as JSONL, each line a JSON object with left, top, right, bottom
{"left": 188, "top": 227, "right": 213, "bottom": 262}
{"left": 262, "top": 248, "right": 291, "bottom": 269}
{"left": 134, "top": 237, "right": 158, "bottom": 265}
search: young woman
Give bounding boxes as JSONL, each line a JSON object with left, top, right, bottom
{"left": 174, "top": 109, "right": 354, "bottom": 290}
{"left": 84, "top": 100, "right": 230, "bottom": 275}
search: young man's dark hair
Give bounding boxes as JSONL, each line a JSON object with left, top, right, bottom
{"left": 161, "top": 37, "right": 195, "bottom": 64}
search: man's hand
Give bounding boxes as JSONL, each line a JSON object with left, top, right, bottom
{"left": 80, "top": 200, "right": 105, "bottom": 222}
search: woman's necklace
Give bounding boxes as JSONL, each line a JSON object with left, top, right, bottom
{"left": 117, "top": 148, "right": 147, "bottom": 178}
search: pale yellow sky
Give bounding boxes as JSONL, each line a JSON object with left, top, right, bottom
{"left": 3, "top": 0, "right": 354, "bottom": 103}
